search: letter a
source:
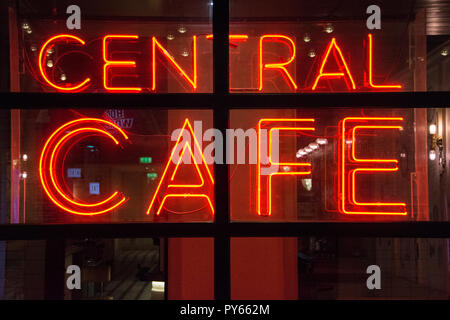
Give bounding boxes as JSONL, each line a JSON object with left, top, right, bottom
{"left": 66, "top": 265, "right": 81, "bottom": 290}
{"left": 66, "top": 5, "right": 81, "bottom": 30}
{"left": 312, "top": 38, "right": 356, "bottom": 91}
{"left": 146, "top": 119, "right": 214, "bottom": 217}
{"left": 366, "top": 265, "right": 381, "bottom": 289}
{"left": 366, "top": 5, "right": 381, "bottom": 30}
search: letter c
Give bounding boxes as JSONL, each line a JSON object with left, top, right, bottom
{"left": 38, "top": 34, "right": 90, "bottom": 91}
{"left": 39, "top": 118, "right": 128, "bottom": 215}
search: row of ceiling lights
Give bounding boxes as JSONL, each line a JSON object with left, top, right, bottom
{"left": 296, "top": 138, "right": 328, "bottom": 158}
{"left": 21, "top": 20, "right": 335, "bottom": 64}
{"left": 20, "top": 15, "right": 449, "bottom": 59}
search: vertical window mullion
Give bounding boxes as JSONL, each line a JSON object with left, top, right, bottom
{"left": 213, "top": 0, "right": 230, "bottom": 300}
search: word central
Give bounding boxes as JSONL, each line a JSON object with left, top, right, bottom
{"left": 38, "top": 33, "right": 402, "bottom": 92}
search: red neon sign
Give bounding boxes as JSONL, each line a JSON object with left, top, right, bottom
{"left": 103, "top": 35, "right": 142, "bottom": 92}
{"left": 257, "top": 119, "right": 315, "bottom": 216}
{"left": 152, "top": 36, "right": 197, "bottom": 91}
{"left": 38, "top": 34, "right": 91, "bottom": 91}
{"left": 146, "top": 118, "right": 214, "bottom": 217}
{"left": 39, "top": 118, "right": 129, "bottom": 215}
{"left": 312, "top": 38, "right": 356, "bottom": 90}
{"left": 258, "top": 35, "right": 298, "bottom": 91}
{"left": 338, "top": 117, "right": 407, "bottom": 215}
{"left": 205, "top": 34, "right": 249, "bottom": 42}
{"left": 40, "top": 116, "right": 408, "bottom": 218}
{"left": 366, "top": 34, "right": 402, "bottom": 89}
{"left": 37, "top": 33, "right": 403, "bottom": 92}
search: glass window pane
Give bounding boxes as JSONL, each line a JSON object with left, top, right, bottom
{"left": 229, "top": 107, "right": 449, "bottom": 221}
{"left": 231, "top": 237, "right": 450, "bottom": 300}
{"left": 0, "top": 237, "right": 214, "bottom": 300}
{"left": 7, "top": 109, "right": 214, "bottom": 224}
{"left": 13, "top": 0, "right": 212, "bottom": 93}
{"left": 67, "top": 238, "right": 165, "bottom": 300}
{"left": 229, "top": 0, "right": 448, "bottom": 92}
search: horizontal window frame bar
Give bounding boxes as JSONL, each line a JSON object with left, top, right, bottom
{"left": 0, "top": 92, "right": 448, "bottom": 109}
{"left": 1, "top": 222, "right": 450, "bottom": 240}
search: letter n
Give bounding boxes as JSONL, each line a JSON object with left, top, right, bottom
{"left": 147, "top": 119, "right": 214, "bottom": 218}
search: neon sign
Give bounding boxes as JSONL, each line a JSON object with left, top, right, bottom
{"left": 152, "top": 36, "right": 198, "bottom": 91}
{"left": 39, "top": 118, "right": 129, "bottom": 215}
{"left": 38, "top": 34, "right": 91, "bottom": 91}
{"left": 338, "top": 117, "right": 406, "bottom": 215}
{"left": 146, "top": 118, "right": 214, "bottom": 217}
{"left": 311, "top": 37, "right": 356, "bottom": 91}
{"left": 258, "top": 35, "right": 298, "bottom": 91}
{"left": 39, "top": 116, "right": 408, "bottom": 218}
{"left": 257, "top": 119, "right": 315, "bottom": 216}
{"left": 103, "top": 35, "right": 142, "bottom": 92}
{"left": 37, "top": 33, "right": 402, "bottom": 92}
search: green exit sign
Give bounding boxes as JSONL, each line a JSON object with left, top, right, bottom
{"left": 140, "top": 157, "right": 152, "bottom": 164}
{"left": 147, "top": 172, "right": 158, "bottom": 180}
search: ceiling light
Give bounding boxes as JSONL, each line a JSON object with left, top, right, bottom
{"left": 303, "top": 33, "right": 311, "bottom": 42}
{"left": 324, "top": 24, "right": 334, "bottom": 33}
{"left": 309, "top": 142, "right": 319, "bottom": 150}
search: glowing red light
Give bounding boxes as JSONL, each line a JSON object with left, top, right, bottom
{"left": 205, "top": 34, "right": 249, "bottom": 41}
{"left": 152, "top": 36, "right": 197, "bottom": 91}
{"left": 258, "top": 119, "right": 315, "bottom": 216}
{"left": 37, "top": 33, "right": 404, "bottom": 92}
{"left": 146, "top": 118, "right": 214, "bottom": 216}
{"left": 338, "top": 117, "right": 407, "bottom": 215}
{"left": 258, "top": 35, "right": 298, "bottom": 91}
{"left": 39, "top": 118, "right": 129, "bottom": 215}
{"left": 102, "top": 35, "right": 142, "bottom": 92}
{"left": 312, "top": 38, "right": 356, "bottom": 91}
{"left": 366, "top": 34, "right": 402, "bottom": 89}
{"left": 38, "top": 34, "right": 91, "bottom": 91}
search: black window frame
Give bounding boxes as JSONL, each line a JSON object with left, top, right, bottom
{"left": 1, "top": 0, "right": 450, "bottom": 300}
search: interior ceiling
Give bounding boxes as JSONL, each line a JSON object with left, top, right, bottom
{"left": 417, "top": 0, "right": 450, "bottom": 35}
